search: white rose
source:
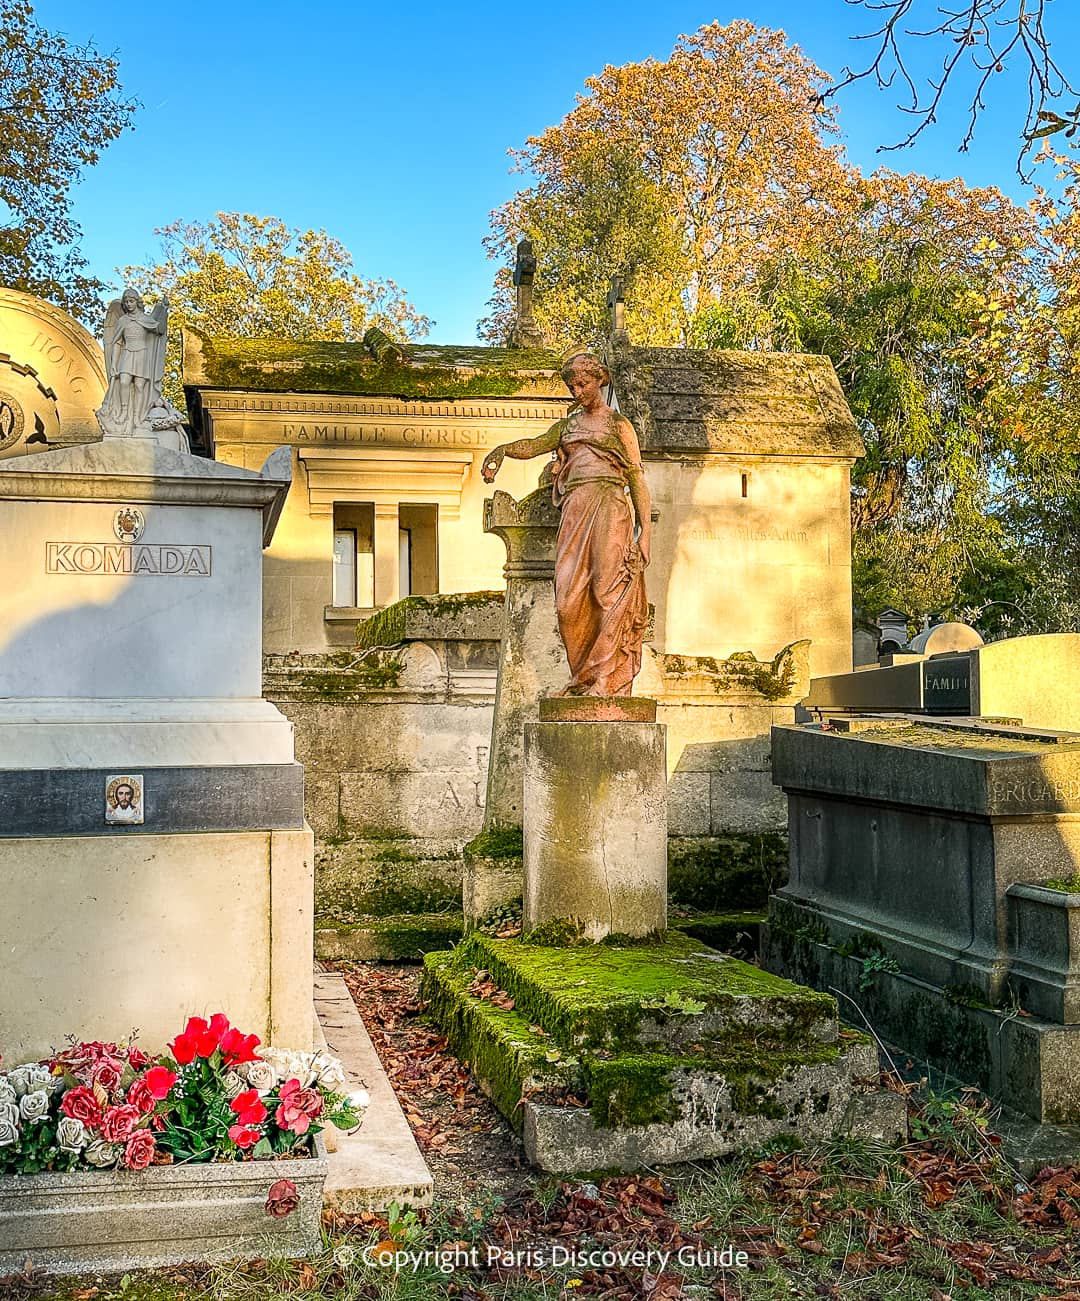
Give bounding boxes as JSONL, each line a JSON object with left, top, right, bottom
{"left": 222, "top": 1070, "right": 245, "bottom": 1100}
{"left": 313, "top": 1054, "right": 346, "bottom": 1093}
{"left": 57, "top": 1116, "right": 87, "bottom": 1152}
{"left": 241, "top": 1060, "right": 276, "bottom": 1094}
{"left": 83, "top": 1139, "right": 121, "bottom": 1168}
{"left": 7, "top": 1065, "right": 31, "bottom": 1097}
{"left": 24, "top": 1066, "right": 52, "bottom": 1095}
{"left": 0, "top": 1101, "right": 20, "bottom": 1130}
{"left": 0, "top": 1077, "right": 16, "bottom": 1105}
{"left": 0, "top": 1107, "right": 18, "bottom": 1147}
{"left": 252, "top": 1047, "right": 287, "bottom": 1081}
{"left": 347, "top": 1088, "right": 370, "bottom": 1112}
{"left": 19, "top": 1090, "right": 49, "bottom": 1123}
{"left": 259, "top": 1047, "right": 316, "bottom": 1086}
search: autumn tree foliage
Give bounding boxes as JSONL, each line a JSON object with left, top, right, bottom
{"left": 0, "top": 0, "right": 136, "bottom": 321}
{"left": 481, "top": 21, "right": 856, "bottom": 347}
{"left": 484, "top": 19, "right": 1080, "bottom": 628}
{"left": 120, "top": 213, "right": 431, "bottom": 402}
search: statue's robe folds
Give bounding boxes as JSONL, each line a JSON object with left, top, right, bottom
{"left": 551, "top": 417, "right": 648, "bottom": 697}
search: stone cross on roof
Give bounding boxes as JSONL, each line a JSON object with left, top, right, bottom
{"left": 606, "top": 275, "right": 626, "bottom": 339}
{"left": 509, "top": 237, "right": 545, "bottom": 350}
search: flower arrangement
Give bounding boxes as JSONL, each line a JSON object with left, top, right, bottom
{"left": 0, "top": 1013, "right": 368, "bottom": 1176}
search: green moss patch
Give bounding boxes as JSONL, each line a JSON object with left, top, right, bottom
{"left": 464, "top": 824, "right": 524, "bottom": 860}
{"left": 424, "top": 943, "right": 858, "bottom": 1136}
{"left": 668, "top": 834, "right": 788, "bottom": 910}
{"left": 195, "top": 335, "right": 562, "bottom": 398}
{"left": 448, "top": 931, "right": 834, "bottom": 1053}
{"left": 421, "top": 951, "right": 579, "bottom": 1130}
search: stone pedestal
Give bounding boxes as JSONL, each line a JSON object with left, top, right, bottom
{"left": 523, "top": 704, "right": 667, "bottom": 940}
{"left": 463, "top": 488, "right": 568, "bottom": 927}
{"left": 481, "top": 487, "right": 567, "bottom": 828}
{"left": 0, "top": 440, "right": 313, "bottom": 1062}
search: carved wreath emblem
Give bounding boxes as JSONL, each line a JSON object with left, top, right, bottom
{"left": 113, "top": 507, "right": 145, "bottom": 543}
{"left": 0, "top": 389, "right": 24, "bottom": 453}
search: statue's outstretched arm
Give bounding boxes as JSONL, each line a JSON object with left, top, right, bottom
{"left": 482, "top": 421, "right": 562, "bottom": 483}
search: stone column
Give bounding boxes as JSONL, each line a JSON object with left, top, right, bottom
{"left": 481, "top": 487, "right": 568, "bottom": 826}
{"left": 463, "top": 487, "right": 568, "bottom": 926}
{"left": 373, "top": 503, "right": 400, "bottom": 607}
{"left": 523, "top": 698, "right": 667, "bottom": 941}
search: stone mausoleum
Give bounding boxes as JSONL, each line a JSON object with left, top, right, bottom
{"left": 0, "top": 285, "right": 866, "bottom": 956}
{"left": 179, "top": 327, "right": 863, "bottom": 891}
{"left": 181, "top": 330, "right": 861, "bottom": 678}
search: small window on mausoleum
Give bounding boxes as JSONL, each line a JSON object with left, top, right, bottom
{"left": 331, "top": 502, "right": 375, "bottom": 609}
{"left": 398, "top": 503, "right": 439, "bottom": 596}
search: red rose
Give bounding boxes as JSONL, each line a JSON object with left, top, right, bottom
{"left": 122, "top": 1128, "right": 156, "bottom": 1170}
{"left": 101, "top": 1103, "right": 141, "bottom": 1143}
{"left": 89, "top": 1057, "right": 123, "bottom": 1093}
{"left": 220, "top": 1027, "right": 261, "bottom": 1066}
{"left": 127, "top": 1046, "right": 150, "bottom": 1070}
{"left": 169, "top": 1033, "right": 196, "bottom": 1066}
{"left": 172, "top": 1012, "right": 231, "bottom": 1061}
{"left": 144, "top": 1066, "right": 178, "bottom": 1101}
{"left": 265, "top": 1178, "right": 300, "bottom": 1218}
{"left": 228, "top": 1124, "right": 262, "bottom": 1148}
{"left": 126, "top": 1079, "right": 155, "bottom": 1114}
{"left": 230, "top": 1089, "right": 267, "bottom": 1126}
{"left": 60, "top": 1086, "right": 102, "bottom": 1129}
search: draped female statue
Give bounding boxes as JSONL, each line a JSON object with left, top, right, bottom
{"left": 482, "top": 353, "right": 651, "bottom": 697}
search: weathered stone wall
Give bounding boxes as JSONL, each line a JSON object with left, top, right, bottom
{"left": 264, "top": 656, "right": 493, "bottom": 843}
{"left": 266, "top": 646, "right": 799, "bottom": 849}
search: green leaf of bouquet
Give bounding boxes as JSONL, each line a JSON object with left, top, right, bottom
{"left": 251, "top": 1137, "right": 273, "bottom": 1158}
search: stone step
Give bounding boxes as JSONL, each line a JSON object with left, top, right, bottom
{"left": 422, "top": 951, "right": 582, "bottom": 1127}
{"left": 447, "top": 931, "right": 837, "bottom": 1053}
{"left": 422, "top": 945, "right": 900, "bottom": 1174}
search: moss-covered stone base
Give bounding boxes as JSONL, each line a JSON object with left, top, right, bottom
{"left": 316, "top": 837, "right": 462, "bottom": 919}
{"left": 421, "top": 931, "right": 906, "bottom": 1172}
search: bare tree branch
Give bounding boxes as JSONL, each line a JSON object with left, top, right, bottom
{"left": 815, "top": 1, "right": 1078, "bottom": 173}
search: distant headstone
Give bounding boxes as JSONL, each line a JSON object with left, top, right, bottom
{"left": 509, "top": 238, "right": 545, "bottom": 349}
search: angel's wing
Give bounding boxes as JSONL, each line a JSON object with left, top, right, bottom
{"left": 102, "top": 299, "right": 123, "bottom": 381}
{"left": 147, "top": 298, "right": 169, "bottom": 394}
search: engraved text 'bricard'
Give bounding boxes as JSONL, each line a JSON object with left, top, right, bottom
{"left": 46, "top": 542, "right": 212, "bottom": 576}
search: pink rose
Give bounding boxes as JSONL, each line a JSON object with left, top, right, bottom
{"left": 265, "top": 1178, "right": 300, "bottom": 1218}
{"left": 60, "top": 1086, "right": 102, "bottom": 1129}
{"left": 126, "top": 1079, "right": 155, "bottom": 1114}
{"left": 100, "top": 1103, "right": 141, "bottom": 1143}
{"left": 123, "top": 1128, "right": 155, "bottom": 1170}
{"left": 126, "top": 1046, "right": 151, "bottom": 1071}
{"left": 90, "top": 1057, "right": 124, "bottom": 1093}
{"left": 274, "top": 1078, "right": 323, "bottom": 1135}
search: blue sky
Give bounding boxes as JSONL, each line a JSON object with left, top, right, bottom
{"left": 31, "top": 0, "right": 1080, "bottom": 342}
